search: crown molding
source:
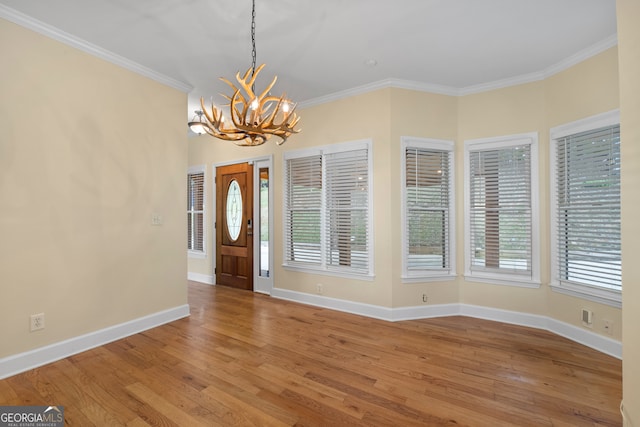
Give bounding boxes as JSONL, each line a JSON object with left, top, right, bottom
{"left": 457, "top": 70, "right": 546, "bottom": 96}
{"left": 0, "top": 4, "right": 193, "bottom": 93}
{"left": 385, "top": 78, "right": 461, "bottom": 97}
{"left": 298, "top": 78, "right": 459, "bottom": 109}
{"left": 297, "top": 79, "right": 395, "bottom": 109}
{"left": 543, "top": 34, "right": 618, "bottom": 78}
{"left": 458, "top": 33, "right": 618, "bottom": 96}
{"left": 300, "top": 34, "right": 619, "bottom": 107}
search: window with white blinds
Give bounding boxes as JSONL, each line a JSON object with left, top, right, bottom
{"left": 284, "top": 155, "right": 322, "bottom": 265}
{"left": 402, "top": 138, "right": 455, "bottom": 280}
{"left": 187, "top": 167, "right": 205, "bottom": 253}
{"left": 325, "top": 148, "right": 369, "bottom": 272}
{"left": 464, "top": 133, "right": 539, "bottom": 286}
{"left": 284, "top": 141, "right": 372, "bottom": 277}
{"left": 554, "top": 123, "right": 621, "bottom": 294}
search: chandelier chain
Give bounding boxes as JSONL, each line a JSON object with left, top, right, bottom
{"left": 251, "top": 0, "right": 257, "bottom": 82}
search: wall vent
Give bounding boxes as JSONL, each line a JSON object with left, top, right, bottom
{"left": 581, "top": 308, "right": 593, "bottom": 326}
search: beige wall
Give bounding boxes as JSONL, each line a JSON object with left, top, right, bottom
{"left": 457, "top": 81, "right": 548, "bottom": 316}
{"left": 0, "top": 19, "right": 188, "bottom": 358}
{"left": 617, "top": 0, "right": 640, "bottom": 424}
{"left": 455, "top": 49, "right": 622, "bottom": 340}
{"left": 274, "top": 90, "right": 394, "bottom": 306}
{"left": 544, "top": 48, "right": 622, "bottom": 337}
{"left": 188, "top": 47, "right": 623, "bottom": 342}
{"left": 389, "top": 89, "right": 460, "bottom": 307}
{"left": 545, "top": 47, "right": 620, "bottom": 128}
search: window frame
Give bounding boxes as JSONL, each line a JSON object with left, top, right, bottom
{"left": 400, "top": 137, "right": 456, "bottom": 282}
{"left": 463, "top": 132, "right": 540, "bottom": 288}
{"left": 549, "top": 110, "right": 621, "bottom": 308}
{"left": 282, "top": 139, "right": 374, "bottom": 280}
{"left": 187, "top": 165, "right": 206, "bottom": 258}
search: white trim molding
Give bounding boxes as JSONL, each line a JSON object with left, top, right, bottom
{"left": 188, "top": 272, "right": 215, "bottom": 285}
{"left": 458, "top": 304, "right": 621, "bottom": 359}
{"left": 0, "top": 304, "right": 190, "bottom": 380}
{"left": 0, "top": 4, "right": 192, "bottom": 93}
{"left": 463, "top": 132, "right": 541, "bottom": 287}
{"left": 400, "top": 137, "right": 456, "bottom": 282}
{"left": 271, "top": 289, "right": 621, "bottom": 359}
{"left": 550, "top": 109, "right": 620, "bottom": 140}
{"left": 549, "top": 110, "right": 622, "bottom": 308}
{"left": 282, "top": 139, "right": 375, "bottom": 280}
{"left": 298, "top": 35, "right": 618, "bottom": 108}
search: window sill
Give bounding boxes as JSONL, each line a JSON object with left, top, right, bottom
{"left": 551, "top": 281, "right": 621, "bottom": 308}
{"left": 402, "top": 274, "right": 456, "bottom": 284}
{"left": 464, "top": 273, "right": 540, "bottom": 289}
{"left": 282, "top": 263, "right": 375, "bottom": 282}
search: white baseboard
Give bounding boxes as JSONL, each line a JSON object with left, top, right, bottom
{"left": 620, "top": 400, "right": 631, "bottom": 426}
{"left": 271, "top": 289, "right": 622, "bottom": 359}
{"left": 0, "top": 304, "right": 190, "bottom": 380}
{"left": 458, "top": 303, "right": 548, "bottom": 329}
{"left": 389, "top": 303, "right": 460, "bottom": 321}
{"left": 546, "top": 316, "right": 621, "bottom": 359}
{"left": 271, "top": 288, "right": 394, "bottom": 320}
{"left": 188, "top": 272, "right": 214, "bottom": 284}
{"left": 6, "top": 288, "right": 616, "bottom": 381}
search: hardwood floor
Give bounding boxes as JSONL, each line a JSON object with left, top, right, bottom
{"left": 1, "top": 282, "right": 622, "bottom": 426}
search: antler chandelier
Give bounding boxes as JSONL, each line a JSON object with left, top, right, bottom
{"left": 196, "top": 0, "right": 300, "bottom": 146}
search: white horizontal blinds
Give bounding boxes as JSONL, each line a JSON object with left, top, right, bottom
{"left": 325, "top": 149, "right": 369, "bottom": 272}
{"left": 556, "top": 125, "right": 621, "bottom": 290}
{"left": 469, "top": 145, "right": 532, "bottom": 274}
{"left": 187, "top": 172, "right": 204, "bottom": 251}
{"left": 405, "top": 147, "right": 450, "bottom": 271}
{"left": 285, "top": 155, "right": 323, "bottom": 265}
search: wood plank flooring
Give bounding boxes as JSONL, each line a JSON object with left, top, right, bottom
{"left": 1, "top": 281, "right": 622, "bottom": 426}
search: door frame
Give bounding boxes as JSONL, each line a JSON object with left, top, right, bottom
{"left": 212, "top": 155, "right": 274, "bottom": 294}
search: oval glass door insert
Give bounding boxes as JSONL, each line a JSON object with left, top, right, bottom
{"left": 226, "top": 179, "right": 242, "bottom": 241}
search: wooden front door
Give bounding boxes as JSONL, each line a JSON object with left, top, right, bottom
{"left": 216, "top": 163, "right": 253, "bottom": 290}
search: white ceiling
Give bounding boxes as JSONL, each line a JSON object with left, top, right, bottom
{"left": 0, "top": 0, "right": 617, "bottom": 117}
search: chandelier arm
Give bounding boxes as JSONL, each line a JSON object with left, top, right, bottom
{"left": 237, "top": 64, "right": 267, "bottom": 101}
{"left": 256, "top": 74, "right": 278, "bottom": 101}
{"left": 240, "top": 67, "right": 253, "bottom": 83}
{"left": 229, "top": 90, "right": 249, "bottom": 128}
{"left": 272, "top": 96, "right": 297, "bottom": 127}
{"left": 283, "top": 109, "right": 301, "bottom": 129}
{"left": 220, "top": 77, "right": 246, "bottom": 104}
{"left": 200, "top": 97, "right": 251, "bottom": 141}
{"left": 255, "top": 94, "right": 297, "bottom": 128}
{"left": 236, "top": 70, "right": 255, "bottom": 100}
{"left": 261, "top": 99, "right": 283, "bottom": 128}
{"left": 285, "top": 108, "right": 300, "bottom": 128}
{"left": 288, "top": 115, "right": 301, "bottom": 130}
{"left": 200, "top": 97, "right": 218, "bottom": 127}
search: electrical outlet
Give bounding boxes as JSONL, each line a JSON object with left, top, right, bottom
{"left": 422, "top": 294, "right": 428, "bottom": 303}
{"left": 581, "top": 308, "right": 593, "bottom": 327}
{"left": 603, "top": 319, "right": 613, "bottom": 335}
{"left": 30, "top": 313, "right": 45, "bottom": 331}
{"left": 317, "top": 284, "right": 323, "bottom": 294}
